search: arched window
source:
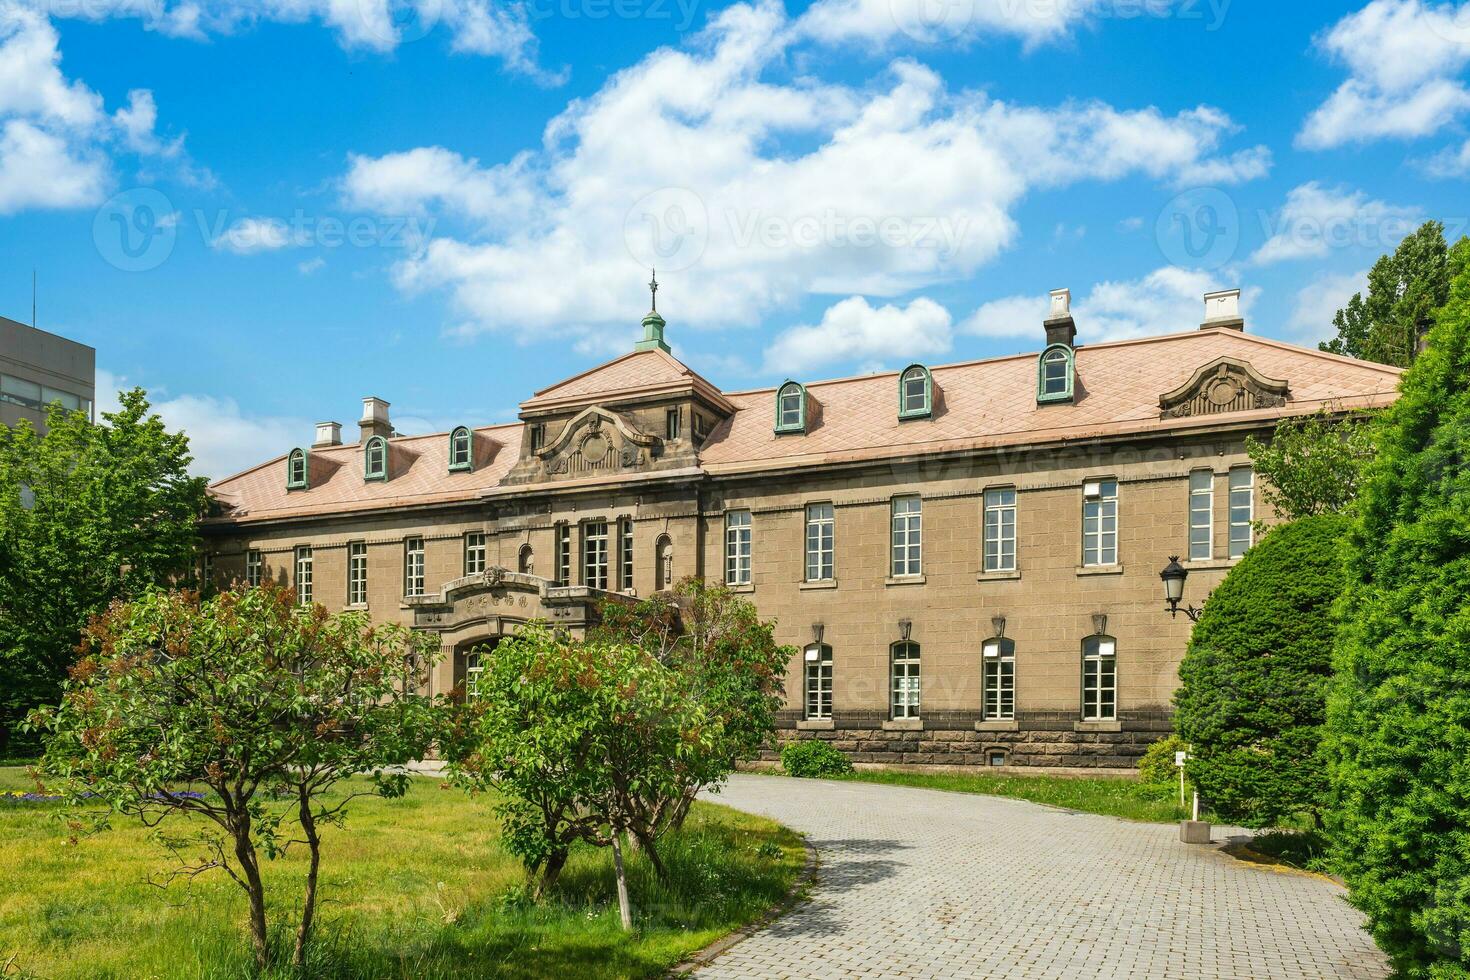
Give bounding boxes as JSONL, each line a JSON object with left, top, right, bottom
{"left": 898, "top": 364, "right": 932, "bottom": 420}
{"left": 364, "top": 435, "right": 388, "bottom": 481}
{"left": 1037, "top": 344, "right": 1075, "bottom": 403}
{"left": 804, "top": 643, "right": 833, "bottom": 720}
{"left": 518, "top": 543, "right": 534, "bottom": 576}
{"left": 775, "top": 381, "right": 807, "bottom": 434}
{"left": 286, "top": 448, "right": 309, "bottom": 489}
{"left": 655, "top": 534, "right": 673, "bottom": 591}
{"left": 890, "top": 641, "right": 921, "bottom": 719}
{"left": 1081, "top": 634, "right": 1117, "bottom": 721}
{"left": 449, "top": 426, "right": 473, "bottom": 472}
{"left": 982, "top": 637, "right": 1015, "bottom": 721}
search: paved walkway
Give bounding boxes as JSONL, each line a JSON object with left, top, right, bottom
{"left": 693, "top": 775, "right": 1387, "bottom": 980}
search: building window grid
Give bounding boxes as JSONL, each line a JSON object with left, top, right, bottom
{"left": 983, "top": 488, "right": 1017, "bottom": 572}
{"left": 618, "top": 518, "right": 634, "bottom": 590}
{"left": 295, "top": 546, "right": 313, "bottom": 606}
{"left": 1082, "top": 636, "right": 1117, "bottom": 721}
{"left": 464, "top": 532, "right": 486, "bottom": 576}
{"left": 1082, "top": 480, "right": 1118, "bottom": 567}
{"left": 725, "top": 511, "right": 752, "bottom": 585}
{"left": 347, "top": 542, "right": 368, "bottom": 605}
{"left": 983, "top": 638, "right": 1015, "bottom": 720}
{"left": 891, "top": 496, "right": 922, "bottom": 577}
{"left": 804, "top": 644, "right": 833, "bottom": 720}
{"left": 1188, "top": 470, "right": 1213, "bottom": 560}
{"left": 246, "top": 549, "right": 262, "bottom": 587}
{"left": 449, "top": 427, "right": 473, "bottom": 471}
{"left": 1229, "top": 467, "right": 1254, "bottom": 558}
{"left": 583, "top": 521, "right": 609, "bottom": 590}
{"left": 804, "top": 503, "right": 834, "bottom": 582}
{"left": 555, "top": 523, "right": 571, "bottom": 586}
{"left": 465, "top": 652, "right": 483, "bottom": 702}
{"left": 404, "top": 537, "right": 425, "bottom": 598}
{"left": 890, "top": 641, "right": 921, "bottom": 719}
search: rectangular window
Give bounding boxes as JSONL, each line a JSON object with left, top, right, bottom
{"left": 583, "top": 521, "right": 609, "bottom": 590}
{"left": 404, "top": 537, "right": 425, "bottom": 598}
{"left": 983, "top": 488, "right": 1017, "bottom": 572}
{"left": 1229, "top": 467, "right": 1254, "bottom": 558}
{"left": 464, "top": 532, "right": 486, "bottom": 576}
{"left": 665, "top": 407, "right": 681, "bottom": 441}
{"left": 618, "top": 518, "right": 634, "bottom": 590}
{"left": 347, "top": 541, "right": 368, "bottom": 605}
{"left": 295, "top": 546, "right": 313, "bottom": 605}
{"left": 1188, "top": 470, "right": 1213, "bottom": 561}
{"left": 982, "top": 638, "right": 1015, "bottom": 720}
{"left": 693, "top": 413, "right": 709, "bottom": 444}
{"left": 555, "top": 523, "right": 571, "bottom": 586}
{"left": 804, "top": 503, "right": 834, "bottom": 582}
{"left": 529, "top": 424, "right": 546, "bottom": 453}
{"left": 246, "top": 549, "right": 262, "bottom": 587}
{"left": 465, "top": 652, "right": 484, "bottom": 702}
{"left": 725, "top": 511, "right": 752, "bottom": 585}
{"left": 804, "top": 644, "right": 833, "bottom": 720}
{"left": 890, "top": 496, "right": 922, "bottom": 577}
{"left": 1082, "top": 479, "right": 1118, "bottom": 567}
{"left": 1082, "top": 636, "right": 1117, "bottom": 721}
{"left": 891, "top": 642, "right": 921, "bottom": 719}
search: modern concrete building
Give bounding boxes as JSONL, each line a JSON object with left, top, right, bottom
{"left": 202, "top": 286, "right": 1402, "bottom": 770}
{"left": 0, "top": 315, "right": 95, "bottom": 431}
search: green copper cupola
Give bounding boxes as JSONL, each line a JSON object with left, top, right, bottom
{"left": 634, "top": 268, "right": 671, "bottom": 353}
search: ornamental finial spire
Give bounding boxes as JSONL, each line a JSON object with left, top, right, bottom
{"left": 635, "top": 268, "right": 670, "bottom": 354}
{"left": 648, "top": 267, "right": 659, "bottom": 313}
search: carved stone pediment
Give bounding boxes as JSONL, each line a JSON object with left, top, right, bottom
{"left": 535, "top": 405, "right": 658, "bottom": 478}
{"left": 1160, "top": 357, "right": 1289, "bottom": 419}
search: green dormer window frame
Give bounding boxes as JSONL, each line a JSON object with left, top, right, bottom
{"left": 364, "top": 435, "right": 389, "bottom": 482}
{"left": 1037, "top": 344, "right": 1075, "bottom": 404}
{"left": 449, "top": 426, "right": 473, "bottom": 472}
{"left": 775, "top": 381, "right": 807, "bottom": 434}
{"left": 898, "top": 365, "right": 932, "bottom": 420}
{"left": 286, "top": 447, "right": 309, "bottom": 490}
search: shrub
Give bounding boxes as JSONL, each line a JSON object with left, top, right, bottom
{"left": 1136, "top": 734, "right": 1186, "bottom": 788}
{"left": 1174, "top": 514, "right": 1348, "bottom": 829}
{"left": 780, "top": 740, "right": 853, "bottom": 778}
{"left": 1328, "top": 239, "right": 1470, "bottom": 978}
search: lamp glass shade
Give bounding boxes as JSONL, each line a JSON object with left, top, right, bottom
{"left": 1160, "top": 557, "right": 1188, "bottom": 604}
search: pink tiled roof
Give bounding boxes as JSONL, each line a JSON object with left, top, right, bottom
{"left": 521, "top": 348, "right": 730, "bottom": 411}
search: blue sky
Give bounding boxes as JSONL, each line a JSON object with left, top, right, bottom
{"left": 3, "top": 0, "right": 1469, "bottom": 478}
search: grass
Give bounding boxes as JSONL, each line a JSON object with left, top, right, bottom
{"left": 0, "top": 768, "right": 804, "bottom": 979}
{"left": 768, "top": 767, "right": 1190, "bottom": 823}
{"left": 1228, "top": 830, "right": 1333, "bottom": 873}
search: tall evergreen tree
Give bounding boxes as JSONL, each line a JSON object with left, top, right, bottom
{"left": 1328, "top": 252, "right": 1470, "bottom": 976}
{"left": 0, "top": 389, "right": 207, "bottom": 754}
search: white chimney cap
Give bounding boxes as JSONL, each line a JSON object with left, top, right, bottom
{"left": 1048, "top": 288, "right": 1071, "bottom": 319}
{"left": 360, "top": 396, "right": 391, "bottom": 424}
{"left": 1202, "top": 288, "right": 1242, "bottom": 326}
{"left": 313, "top": 421, "right": 342, "bottom": 447}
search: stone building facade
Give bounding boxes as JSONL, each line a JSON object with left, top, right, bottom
{"left": 203, "top": 288, "right": 1401, "bottom": 770}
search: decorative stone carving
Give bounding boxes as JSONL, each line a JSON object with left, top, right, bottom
{"left": 1159, "top": 357, "right": 1289, "bottom": 419}
{"left": 534, "top": 405, "right": 659, "bottom": 478}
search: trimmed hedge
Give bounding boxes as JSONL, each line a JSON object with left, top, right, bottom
{"left": 780, "top": 740, "right": 853, "bottom": 778}
{"left": 1173, "top": 514, "right": 1347, "bottom": 829}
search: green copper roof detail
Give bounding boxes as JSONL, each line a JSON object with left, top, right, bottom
{"left": 634, "top": 269, "right": 670, "bottom": 352}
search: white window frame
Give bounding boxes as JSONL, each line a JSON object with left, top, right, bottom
{"left": 246, "top": 549, "right": 262, "bottom": 588}
{"left": 890, "top": 641, "right": 921, "bottom": 719}
{"left": 583, "top": 520, "right": 609, "bottom": 590}
{"left": 347, "top": 541, "right": 368, "bottom": 606}
{"left": 803, "top": 643, "right": 833, "bottom": 720}
{"left": 618, "top": 518, "right": 634, "bottom": 590}
{"left": 404, "top": 537, "right": 425, "bottom": 598}
{"left": 982, "top": 488, "right": 1017, "bottom": 573}
{"left": 804, "top": 502, "right": 834, "bottom": 582}
{"left": 1082, "top": 479, "right": 1118, "bottom": 567}
{"left": 464, "top": 531, "right": 486, "bottom": 576}
{"left": 555, "top": 523, "right": 571, "bottom": 586}
{"left": 890, "top": 496, "right": 922, "bottom": 578}
{"left": 1082, "top": 635, "right": 1117, "bottom": 721}
{"left": 1188, "top": 469, "right": 1213, "bottom": 561}
{"left": 465, "top": 651, "right": 484, "bottom": 702}
{"left": 982, "top": 637, "right": 1015, "bottom": 721}
{"left": 295, "top": 546, "right": 313, "bottom": 606}
{"left": 1229, "top": 466, "right": 1254, "bottom": 558}
{"left": 725, "top": 511, "right": 752, "bottom": 586}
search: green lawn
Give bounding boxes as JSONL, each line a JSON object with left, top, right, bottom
{"left": 772, "top": 767, "right": 1189, "bottom": 823}
{"left": 0, "top": 768, "right": 804, "bottom": 979}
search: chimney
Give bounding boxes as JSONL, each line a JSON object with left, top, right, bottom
{"left": 1201, "top": 288, "right": 1244, "bottom": 330}
{"left": 1044, "top": 287, "right": 1076, "bottom": 347}
{"left": 313, "top": 421, "right": 342, "bottom": 447}
{"left": 359, "top": 397, "right": 392, "bottom": 443}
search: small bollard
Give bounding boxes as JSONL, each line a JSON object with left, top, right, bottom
{"left": 1180, "top": 820, "right": 1212, "bottom": 844}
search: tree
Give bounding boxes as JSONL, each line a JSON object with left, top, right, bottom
{"left": 1174, "top": 514, "right": 1347, "bottom": 829}
{"left": 1319, "top": 220, "right": 1467, "bottom": 367}
{"left": 1244, "top": 408, "right": 1376, "bottom": 521}
{"left": 0, "top": 389, "right": 208, "bottom": 755}
{"left": 1327, "top": 255, "right": 1470, "bottom": 977}
{"left": 28, "top": 586, "right": 440, "bottom": 970}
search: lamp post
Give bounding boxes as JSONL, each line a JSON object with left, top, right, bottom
{"left": 1159, "top": 556, "right": 1203, "bottom": 622}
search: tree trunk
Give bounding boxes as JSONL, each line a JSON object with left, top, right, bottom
{"left": 232, "top": 818, "right": 270, "bottom": 971}
{"left": 610, "top": 832, "right": 633, "bottom": 932}
{"left": 533, "top": 848, "right": 568, "bottom": 901}
{"left": 632, "top": 827, "right": 668, "bottom": 884}
{"left": 292, "top": 788, "right": 321, "bottom": 968}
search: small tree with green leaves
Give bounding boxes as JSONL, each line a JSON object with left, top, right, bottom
{"left": 28, "top": 586, "right": 440, "bottom": 970}
{"left": 1245, "top": 408, "right": 1377, "bottom": 522}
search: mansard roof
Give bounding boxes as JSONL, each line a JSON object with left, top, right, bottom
{"left": 206, "top": 326, "right": 1402, "bottom": 526}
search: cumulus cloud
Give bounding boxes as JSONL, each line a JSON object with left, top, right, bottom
{"left": 1418, "top": 137, "right": 1470, "bottom": 176}
{"left": 796, "top": 0, "right": 1097, "bottom": 48}
{"left": 762, "top": 296, "right": 953, "bottom": 374}
{"left": 1250, "top": 182, "right": 1420, "bottom": 265}
{"left": 0, "top": 119, "right": 106, "bottom": 213}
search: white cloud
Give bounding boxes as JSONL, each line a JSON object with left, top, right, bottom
{"left": 297, "top": 256, "right": 327, "bottom": 275}
{"left": 343, "top": 0, "right": 1268, "bottom": 344}
{"left": 0, "top": 120, "right": 106, "bottom": 213}
{"left": 796, "top": 0, "right": 1096, "bottom": 48}
{"left": 1299, "top": 0, "right": 1470, "bottom": 148}
{"left": 1286, "top": 269, "right": 1367, "bottom": 345}
{"left": 762, "top": 296, "right": 953, "bottom": 374}
{"left": 1250, "top": 182, "right": 1420, "bottom": 265}
{"left": 211, "top": 217, "right": 292, "bottom": 254}
{"left": 1419, "top": 137, "right": 1470, "bottom": 176}
{"left": 0, "top": 6, "right": 103, "bottom": 129}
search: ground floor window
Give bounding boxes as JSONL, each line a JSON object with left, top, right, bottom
{"left": 982, "top": 637, "right": 1015, "bottom": 720}
{"left": 465, "top": 652, "right": 483, "bottom": 701}
{"left": 804, "top": 643, "right": 833, "bottom": 720}
{"left": 890, "top": 641, "right": 920, "bottom": 719}
{"left": 1082, "top": 635, "right": 1117, "bottom": 721}
{"left": 295, "top": 546, "right": 313, "bottom": 605}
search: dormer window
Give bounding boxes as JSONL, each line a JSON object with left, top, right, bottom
{"left": 286, "top": 448, "right": 308, "bottom": 490}
{"left": 775, "top": 381, "right": 807, "bottom": 434}
{"left": 898, "top": 365, "right": 932, "bottom": 420}
{"left": 449, "top": 426, "right": 473, "bottom": 472}
{"left": 1037, "top": 344, "right": 1075, "bottom": 404}
{"left": 364, "top": 435, "right": 388, "bottom": 482}
{"left": 529, "top": 423, "right": 546, "bottom": 453}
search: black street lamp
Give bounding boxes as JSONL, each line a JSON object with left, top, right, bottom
{"left": 1159, "top": 556, "right": 1203, "bottom": 622}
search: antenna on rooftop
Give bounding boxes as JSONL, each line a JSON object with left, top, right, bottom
{"left": 32, "top": 268, "right": 36, "bottom": 327}
{"left": 648, "top": 267, "right": 659, "bottom": 313}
